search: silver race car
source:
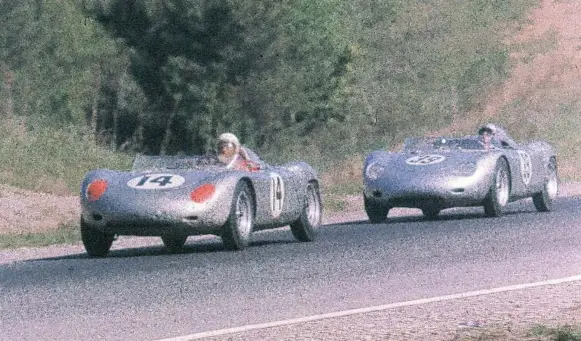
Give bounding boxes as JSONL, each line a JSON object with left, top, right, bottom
{"left": 363, "top": 130, "right": 558, "bottom": 223}
{"left": 80, "top": 152, "right": 322, "bottom": 257}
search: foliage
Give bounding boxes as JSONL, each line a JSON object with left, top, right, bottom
{"left": 530, "top": 325, "right": 581, "bottom": 341}
{"left": 3, "top": 0, "right": 566, "bottom": 198}
{"left": 0, "top": 0, "right": 119, "bottom": 126}
{"left": 336, "top": 0, "right": 535, "bottom": 148}
{"left": 0, "top": 117, "right": 133, "bottom": 194}
{"left": 81, "top": 0, "right": 351, "bottom": 156}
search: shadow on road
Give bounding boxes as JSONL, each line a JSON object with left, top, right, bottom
{"left": 24, "top": 235, "right": 297, "bottom": 262}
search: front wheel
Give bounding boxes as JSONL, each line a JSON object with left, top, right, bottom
{"left": 483, "top": 158, "right": 510, "bottom": 217}
{"left": 364, "top": 196, "right": 390, "bottom": 223}
{"left": 421, "top": 207, "right": 441, "bottom": 220}
{"left": 221, "top": 181, "right": 254, "bottom": 250}
{"left": 533, "top": 157, "right": 558, "bottom": 212}
{"left": 81, "top": 218, "right": 114, "bottom": 258}
{"left": 290, "top": 182, "right": 322, "bottom": 242}
{"left": 161, "top": 235, "right": 188, "bottom": 253}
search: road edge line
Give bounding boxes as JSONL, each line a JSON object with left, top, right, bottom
{"left": 156, "top": 274, "right": 581, "bottom": 341}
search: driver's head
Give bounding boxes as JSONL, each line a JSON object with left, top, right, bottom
{"left": 217, "top": 132, "right": 240, "bottom": 163}
{"left": 478, "top": 126, "right": 494, "bottom": 137}
{"left": 478, "top": 126, "right": 494, "bottom": 146}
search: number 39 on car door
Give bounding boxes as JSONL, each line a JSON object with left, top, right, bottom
{"left": 269, "top": 173, "right": 285, "bottom": 218}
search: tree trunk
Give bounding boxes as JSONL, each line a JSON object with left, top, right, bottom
{"left": 112, "top": 108, "right": 119, "bottom": 150}
{"left": 91, "top": 64, "right": 101, "bottom": 142}
{"left": 160, "top": 110, "right": 177, "bottom": 156}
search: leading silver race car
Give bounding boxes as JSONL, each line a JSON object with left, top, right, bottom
{"left": 363, "top": 130, "right": 558, "bottom": 223}
{"left": 80, "top": 152, "right": 322, "bottom": 257}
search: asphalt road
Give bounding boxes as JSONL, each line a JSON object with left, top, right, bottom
{"left": 1, "top": 197, "right": 581, "bottom": 341}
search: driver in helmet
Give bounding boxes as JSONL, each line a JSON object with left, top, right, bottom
{"left": 477, "top": 125, "right": 495, "bottom": 151}
{"left": 217, "top": 132, "right": 260, "bottom": 172}
{"left": 478, "top": 123, "right": 517, "bottom": 149}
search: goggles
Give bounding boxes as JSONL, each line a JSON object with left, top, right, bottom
{"left": 218, "top": 141, "right": 235, "bottom": 149}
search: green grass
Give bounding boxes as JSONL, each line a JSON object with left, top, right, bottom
{"left": 530, "top": 325, "right": 581, "bottom": 341}
{"left": 451, "top": 324, "right": 581, "bottom": 341}
{"left": 0, "top": 222, "right": 80, "bottom": 249}
{"left": 0, "top": 117, "right": 133, "bottom": 195}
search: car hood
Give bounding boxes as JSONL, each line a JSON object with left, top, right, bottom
{"left": 81, "top": 169, "right": 223, "bottom": 203}
{"left": 366, "top": 149, "right": 500, "bottom": 178}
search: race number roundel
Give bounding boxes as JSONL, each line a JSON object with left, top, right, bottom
{"left": 269, "top": 172, "right": 285, "bottom": 218}
{"left": 127, "top": 173, "right": 185, "bottom": 189}
{"left": 405, "top": 154, "right": 446, "bottom": 165}
{"left": 517, "top": 150, "right": 532, "bottom": 186}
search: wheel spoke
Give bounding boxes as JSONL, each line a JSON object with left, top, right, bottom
{"left": 306, "top": 188, "right": 320, "bottom": 226}
{"left": 547, "top": 169, "right": 558, "bottom": 199}
{"left": 496, "top": 169, "right": 509, "bottom": 206}
{"left": 236, "top": 193, "right": 252, "bottom": 238}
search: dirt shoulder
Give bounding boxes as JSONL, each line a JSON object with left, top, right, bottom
{"left": 0, "top": 184, "right": 79, "bottom": 234}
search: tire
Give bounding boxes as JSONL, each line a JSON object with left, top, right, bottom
{"left": 483, "top": 158, "right": 510, "bottom": 217}
{"left": 290, "top": 182, "right": 322, "bottom": 242}
{"left": 364, "top": 196, "right": 390, "bottom": 223}
{"left": 161, "top": 235, "right": 188, "bottom": 253}
{"left": 421, "top": 207, "right": 440, "bottom": 220}
{"left": 221, "top": 181, "right": 254, "bottom": 250}
{"left": 532, "top": 157, "right": 558, "bottom": 212}
{"left": 81, "top": 217, "right": 114, "bottom": 258}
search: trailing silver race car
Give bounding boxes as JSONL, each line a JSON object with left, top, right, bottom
{"left": 80, "top": 152, "right": 322, "bottom": 257}
{"left": 363, "top": 129, "right": 558, "bottom": 223}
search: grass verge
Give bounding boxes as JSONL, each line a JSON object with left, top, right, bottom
{"left": 530, "top": 325, "right": 581, "bottom": 341}
{"left": 0, "top": 118, "right": 133, "bottom": 195}
{"left": 0, "top": 222, "right": 80, "bottom": 249}
{"left": 451, "top": 324, "right": 581, "bottom": 341}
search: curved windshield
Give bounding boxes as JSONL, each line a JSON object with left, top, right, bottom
{"left": 403, "top": 136, "right": 494, "bottom": 152}
{"left": 132, "top": 154, "right": 226, "bottom": 172}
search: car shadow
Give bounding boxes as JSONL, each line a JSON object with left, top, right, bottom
{"left": 326, "top": 208, "right": 536, "bottom": 227}
{"left": 26, "top": 236, "right": 297, "bottom": 262}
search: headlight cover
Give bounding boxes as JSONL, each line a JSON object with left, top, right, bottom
{"left": 86, "top": 179, "right": 108, "bottom": 202}
{"left": 365, "top": 162, "right": 385, "bottom": 180}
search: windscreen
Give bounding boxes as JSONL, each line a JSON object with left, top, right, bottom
{"left": 403, "top": 136, "right": 487, "bottom": 151}
{"left": 131, "top": 154, "right": 225, "bottom": 172}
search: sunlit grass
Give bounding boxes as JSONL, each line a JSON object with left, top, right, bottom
{"left": 0, "top": 118, "right": 133, "bottom": 194}
{"left": 0, "top": 221, "right": 80, "bottom": 249}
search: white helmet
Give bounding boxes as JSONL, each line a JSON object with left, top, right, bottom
{"left": 218, "top": 132, "right": 240, "bottom": 148}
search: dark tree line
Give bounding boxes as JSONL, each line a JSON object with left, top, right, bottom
{"left": 81, "top": 0, "right": 352, "bottom": 155}
{"left": 1, "top": 0, "right": 533, "bottom": 162}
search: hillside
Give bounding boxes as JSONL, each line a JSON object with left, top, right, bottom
{"left": 1, "top": 0, "right": 581, "bottom": 235}
{"left": 439, "top": 0, "right": 581, "bottom": 180}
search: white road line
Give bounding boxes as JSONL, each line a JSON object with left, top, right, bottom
{"left": 157, "top": 274, "right": 581, "bottom": 341}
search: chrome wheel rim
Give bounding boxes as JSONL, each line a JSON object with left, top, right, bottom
{"left": 306, "top": 186, "right": 321, "bottom": 227}
{"left": 496, "top": 168, "right": 509, "bottom": 207}
{"left": 547, "top": 167, "right": 558, "bottom": 199}
{"left": 235, "top": 191, "right": 252, "bottom": 239}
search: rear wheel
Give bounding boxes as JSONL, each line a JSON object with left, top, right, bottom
{"left": 161, "top": 235, "right": 188, "bottom": 253}
{"left": 533, "top": 158, "right": 558, "bottom": 212}
{"left": 483, "top": 158, "right": 510, "bottom": 217}
{"left": 81, "top": 218, "right": 114, "bottom": 258}
{"left": 290, "top": 182, "right": 322, "bottom": 242}
{"left": 221, "top": 181, "right": 254, "bottom": 250}
{"left": 364, "top": 196, "right": 390, "bottom": 223}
